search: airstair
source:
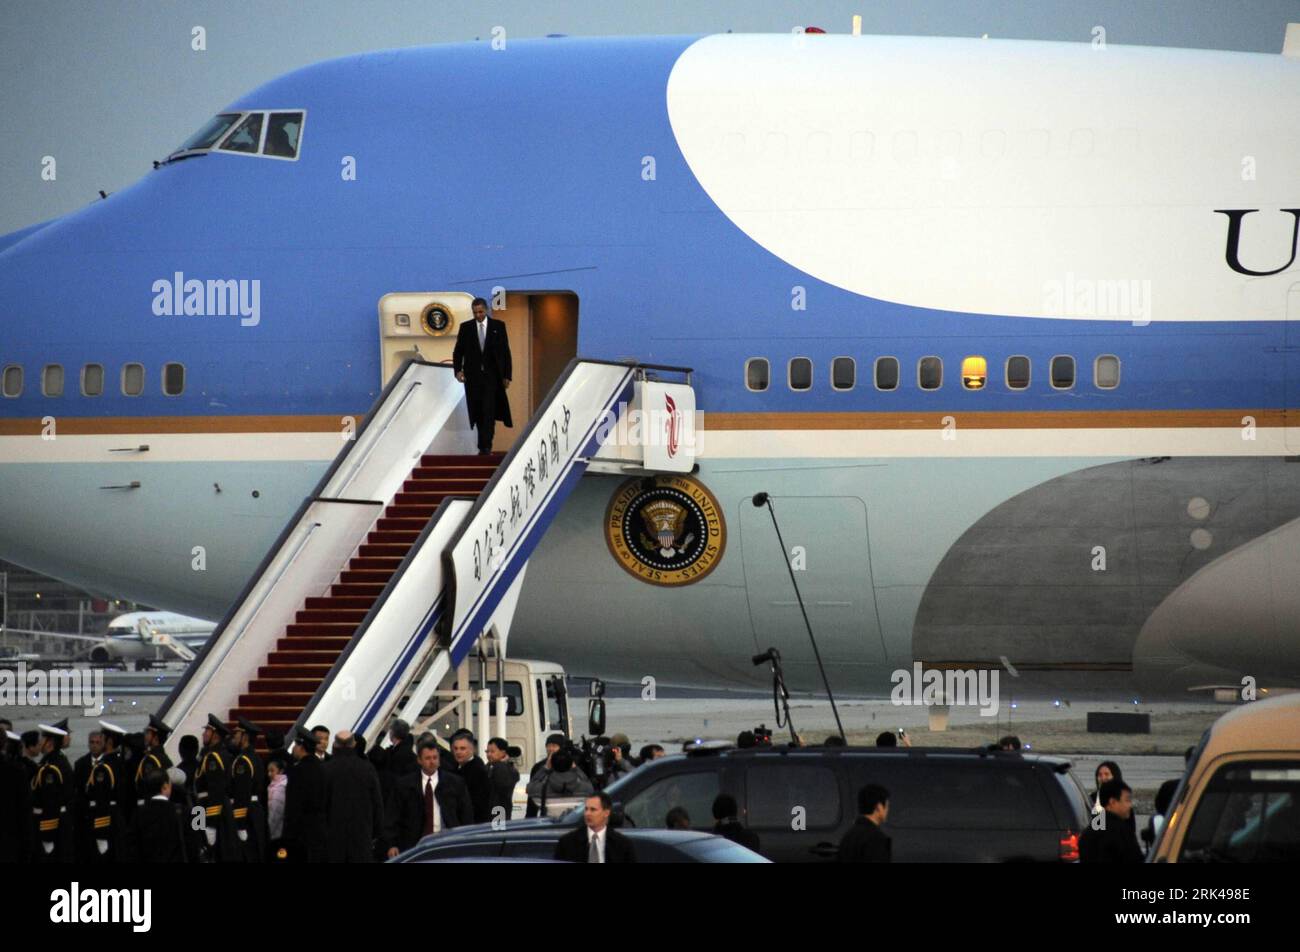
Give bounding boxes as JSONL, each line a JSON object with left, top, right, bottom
{"left": 159, "top": 357, "right": 694, "bottom": 750}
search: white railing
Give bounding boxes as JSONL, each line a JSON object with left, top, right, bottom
{"left": 159, "top": 359, "right": 475, "bottom": 751}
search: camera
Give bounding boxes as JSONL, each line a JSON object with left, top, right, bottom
{"left": 751, "top": 724, "right": 773, "bottom": 746}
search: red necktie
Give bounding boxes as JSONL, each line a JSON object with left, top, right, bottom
{"left": 423, "top": 777, "right": 434, "bottom": 836}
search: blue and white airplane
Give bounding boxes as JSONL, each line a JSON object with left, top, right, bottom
{"left": 2, "top": 31, "right": 1300, "bottom": 699}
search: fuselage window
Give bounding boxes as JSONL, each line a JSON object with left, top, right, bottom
{"left": 163, "top": 362, "right": 186, "bottom": 396}
{"left": 1050, "top": 355, "right": 1075, "bottom": 390}
{"left": 2, "top": 364, "right": 23, "bottom": 397}
{"left": 177, "top": 113, "right": 241, "bottom": 152}
{"left": 264, "top": 112, "right": 304, "bottom": 159}
{"left": 1006, "top": 355, "right": 1031, "bottom": 390}
{"left": 42, "top": 364, "right": 64, "bottom": 397}
{"left": 745, "top": 358, "right": 770, "bottom": 392}
{"left": 220, "top": 112, "right": 264, "bottom": 154}
{"left": 81, "top": 363, "right": 104, "bottom": 397}
{"left": 789, "top": 357, "right": 813, "bottom": 391}
{"left": 831, "top": 356, "right": 856, "bottom": 391}
{"left": 1094, "top": 354, "right": 1121, "bottom": 389}
{"left": 874, "top": 356, "right": 899, "bottom": 391}
{"left": 918, "top": 356, "right": 943, "bottom": 391}
{"left": 122, "top": 362, "right": 145, "bottom": 396}
{"left": 960, "top": 355, "right": 987, "bottom": 390}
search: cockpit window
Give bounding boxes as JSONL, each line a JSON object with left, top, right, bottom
{"left": 220, "top": 112, "right": 264, "bottom": 154}
{"left": 264, "top": 112, "right": 303, "bottom": 158}
{"left": 178, "top": 113, "right": 241, "bottom": 152}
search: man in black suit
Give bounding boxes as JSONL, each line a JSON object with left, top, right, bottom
{"left": 450, "top": 732, "right": 493, "bottom": 824}
{"left": 385, "top": 740, "right": 474, "bottom": 857}
{"left": 554, "top": 792, "right": 636, "bottom": 863}
{"left": 285, "top": 728, "right": 328, "bottom": 863}
{"left": 837, "top": 784, "right": 892, "bottom": 862}
{"left": 1080, "top": 780, "right": 1144, "bottom": 864}
{"left": 452, "top": 296, "right": 512, "bottom": 455}
{"left": 123, "top": 768, "right": 188, "bottom": 863}
{"left": 322, "top": 730, "right": 385, "bottom": 862}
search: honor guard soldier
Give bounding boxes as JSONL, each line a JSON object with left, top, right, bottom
{"left": 32, "top": 720, "right": 75, "bottom": 862}
{"left": 136, "top": 714, "right": 174, "bottom": 807}
{"left": 86, "top": 720, "right": 128, "bottom": 862}
{"left": 229, "top": 717, "right": 268, "bottom": 862}
{"left": 195, "top": 713, "right": 238, "bottom": 861}
{"left": 284, "top": 727, "right": 327, "bottom": 863}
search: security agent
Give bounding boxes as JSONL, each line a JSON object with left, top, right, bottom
{"left": 837, "top": 784, "right": 892, "bottom": 863}
{"left": 32, "top": 719, "right": 75, "bottom": 862}
{"left": 553, "top": 792, "right": 636, "bottom": 863}
{"left": 86, "top": 720, "right": 129, "bottom": 862}
{"left": 123, "top": 768, "right": 189, "bottom": 863}
{"left": 135, "top": 713, "right": 174, "bottom": 806}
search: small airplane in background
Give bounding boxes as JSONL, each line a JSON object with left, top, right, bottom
{"left": 1, "top": 611, "right": 215, "bottom": 669}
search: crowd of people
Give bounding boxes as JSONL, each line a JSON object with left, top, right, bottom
{"left": 0, "top": 711, "right": 1187, "bottom": 864}
{"left": 0, "top": 712, "right": 672, "bottom": 863}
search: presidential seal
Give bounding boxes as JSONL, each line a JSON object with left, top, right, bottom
{"left": 604, "top": 474, "right": 725, "bottom": 586}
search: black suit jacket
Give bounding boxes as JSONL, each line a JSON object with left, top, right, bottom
{"left": 452, "top": 757, "right": 493, "bottom": 824}
{"left": 387, "top": 769, "right": 474, "bottom": 852}
{"left": 837, "top": 816, "right": 891, "bottom": 862}
{"left": 322, "top": 752, "right": 386, "bottom": 862}
{"left": 123, "top": 797, "right": 188, "bottom": 863}
{"left": 553, "top": 825, "right": 637, "bottom": 863}
{"left": 452, "top": 317, "right": 513, "bottom": 428}
{"left": 1080, "top": 816, "right": 1145, "bottom": 864}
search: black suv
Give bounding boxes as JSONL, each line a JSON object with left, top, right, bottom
{"left": 600, "top": 746, "right": 1091, "bottom": 863}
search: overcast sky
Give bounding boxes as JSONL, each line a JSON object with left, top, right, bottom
{"left": 2, "top": 0, "right": 1298, "bottom": 233}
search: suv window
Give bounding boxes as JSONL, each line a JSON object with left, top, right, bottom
{"left": 622, "top": 770, "right": 721, "bottom": 831}
{"left": 747, "top": 763, "right": 841, "bottom": 830}
{"left": 850, "top": 761, "right": 1057, "bottom": 830}
{"left": 1180, "top": 761, "right": 1300, "bottom": 862}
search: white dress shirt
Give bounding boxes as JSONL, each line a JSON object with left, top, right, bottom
{"left": 423, "top": 771, "right": 443, "bottom": 833}
{"left": 477, "top": 318, "right": 486, "bottom": 351}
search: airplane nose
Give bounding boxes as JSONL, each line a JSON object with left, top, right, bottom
{"left": 1134, "top": 517, "right": 1300, "bottom": 691}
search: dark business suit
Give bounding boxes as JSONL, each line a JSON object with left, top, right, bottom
{"left": 387, "top": 769, "right": 474, "bottom": 853}
{"left": 123, "top": 797, "right": 189, "bottom": 863}
{"left": 322, "top": 751, "right": 386, "bottom": 862}
{"left": 451, "top": 756, "right": 493, "bottom": 825}
{"left": 452, "top": 316, "right": 512, "bottom": 452}
{"left": 836, "top": 816, "right": 891, "bottom": 862}
{"left": 553, "top": 824, "right": 637, "bottom": 863}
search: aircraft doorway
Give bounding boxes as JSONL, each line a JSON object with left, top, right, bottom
{"left": 377, "top": 290, "right": 579, "bottom": 453}
{"left": 1288, "top": 282, "right": 1300, "bottom": 451}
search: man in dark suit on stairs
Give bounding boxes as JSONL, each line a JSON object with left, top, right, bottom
{"left": 452, "top": 297, "right": 512, "bottom": 455}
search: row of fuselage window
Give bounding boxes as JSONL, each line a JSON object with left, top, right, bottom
{"left": 1, "top": 362, "right": 185, "bottom": 399}
{"left": 745, "top": 354, "right": 1121, "bottom": 393}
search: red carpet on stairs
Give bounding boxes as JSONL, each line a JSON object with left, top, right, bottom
{"left": 229, "top": 453, "right": 503, "bottom": 746}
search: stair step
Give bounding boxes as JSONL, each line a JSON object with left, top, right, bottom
{"left": 348, "top": 556, "right": 404, "bottom": 571}
{"left": 421, "top": 454, "right": 504, "bottom": 466}
{"left": 259, "top": 664, "right": 333, "bottom": 678}
{"left": 305, "top": 594, "right": 376, "bottom": 610}
{"left": 267, "top": 650, "right": 340, "bottom": 665}
{"left": 339, "top": 569, "right": 396, "bottom": 584}
{"left": 383, "top": 505, "right": 443, "bottom": 520}
{"left": 285, "top": 622, "right": 358, "bottom": 637}
{"left": 376, "top": 517, "right": 429, "bottom": 532}
{"left": 330, "top": 582, "right": 385, "bottom": 598}
{"left": 250, "top": 678, "right": 322, "bottom": 692}
{"left": 395, "top": 485, "right": 486, "bottom": 500}
{"left": 277, "top": 636, "right": 352, "bottom": 651}
{"left": 367, "top": 530, "right": 420, "bottom": 546}
{"left": 231, "top": 706, "right": 305, "bottom": 720}
{"left": 410, "top": 466, "right": 499, "bottom": 479}
{"left": 357, "top": 543, "right": 410, "bottom": 559}
{"left": 295, "top": 608, "right": 369, "bottom": 624}
{"left": 239, "top": 691, "right": 316, "bottom": 707}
